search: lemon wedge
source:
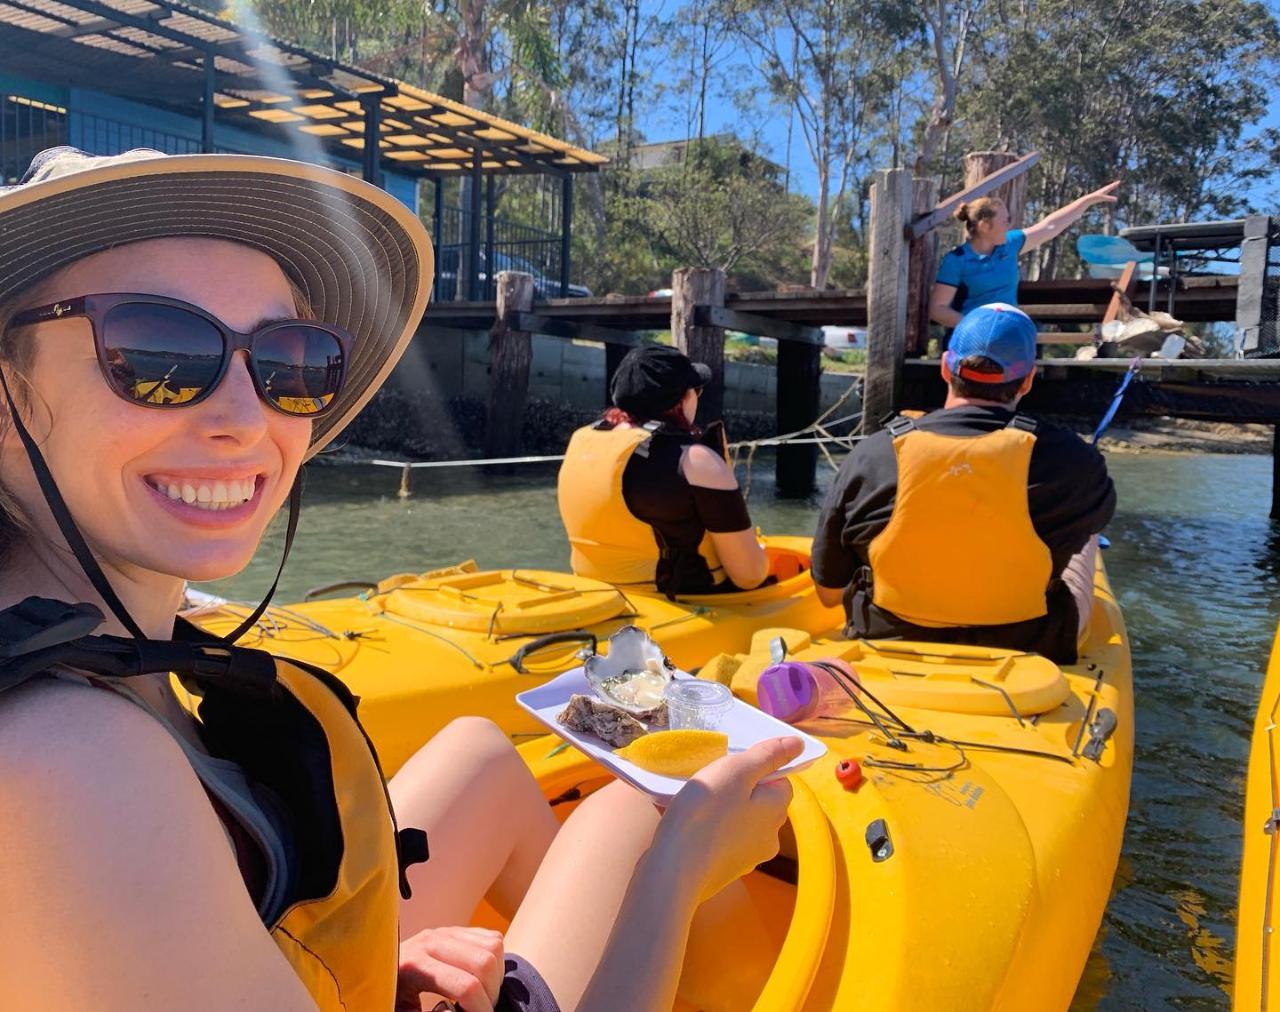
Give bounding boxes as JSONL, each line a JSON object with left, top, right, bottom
{"left": 614, "top": 730, "right": 728, "bottom": 778}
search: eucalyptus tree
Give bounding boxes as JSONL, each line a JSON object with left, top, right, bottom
{"left": 956, "top": 0, "right": 1280, "bottom": 278}
{"left": 727, "top": 0, "right": 914, "bottom": 289}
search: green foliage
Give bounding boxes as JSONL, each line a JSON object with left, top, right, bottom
{"left": 568, "top": 138, "right": 814, "bottom": 294}
{"left": 954, "top": 0, "right": 1280, "bottom": 276}
{"left": 219, "top": 0, "right": 1280, "bottom": 294}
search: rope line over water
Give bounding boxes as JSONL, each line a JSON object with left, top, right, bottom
{"left": 351, "top": 377, "right": 867, "bottom": 498}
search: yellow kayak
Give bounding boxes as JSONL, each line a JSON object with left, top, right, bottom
{"left": 1234, "top": 619, "right": 1280, "bottom": 1009}
{"left": 190, "top": 536, "right": 842, "bottom": 774}
{"left": 497, "top": 560, "right": 1132, "bottom": 1010}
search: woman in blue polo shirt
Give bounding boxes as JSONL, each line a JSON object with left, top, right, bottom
{"left": 929, "top": 181, "right": 1120, "bottom": 329}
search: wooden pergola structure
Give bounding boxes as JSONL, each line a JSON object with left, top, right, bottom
{"left": 0, "top": 0, "right": 606, "bottom": 297}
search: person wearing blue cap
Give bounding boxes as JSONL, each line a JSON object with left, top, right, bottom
{"left": 810, "top": 304, "right": 1115, "bottom": 662}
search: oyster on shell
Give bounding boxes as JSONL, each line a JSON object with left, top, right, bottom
{"left": 584, "top": 625, "right": 677, "bottom": 713}
{"left": 556, "top": 693, "right": 669, "bottom": 747}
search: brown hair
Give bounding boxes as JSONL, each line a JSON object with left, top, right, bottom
{"left": 0, "top": 278, "right": 55, "bottom": 562}
{"left": 602, "top": 404, "right": 697, "bottom": 433}
{"left": 947, "top": 354, "right": 1024, "bottom": 404}
{"left": 955, "top": 197, "right": 1005, "bottom": 239}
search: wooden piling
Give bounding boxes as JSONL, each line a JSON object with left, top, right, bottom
{"left": 671, "top": 267, "right": 726, "bottom": 426}
{"left": 905, "top": 176, "right": 941, "bottom": 356}
{"left": 776, "top": 336, "right": 822, "bottom": 497}
{"left": 863, "top": 168, "right": 913, "bottom": 432}
{"left": 962, "top": 151, "right": 1027, "bottom": 226}
{"left": 485, "top": 271, "right": 535, "bottom": 459}
{"left": 1238, "top": 214, "right": 1275, "bottom": 356}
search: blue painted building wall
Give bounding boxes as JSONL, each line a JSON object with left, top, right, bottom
{"left": 3, "top": 72, "right": 419, "bottom": 213}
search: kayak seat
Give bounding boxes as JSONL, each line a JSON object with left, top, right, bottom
{"left": 724, "top": 631, "right": 1070, "bottom": 718}
{"left": 376, "top": 569, "right": 629, "bottom": 636}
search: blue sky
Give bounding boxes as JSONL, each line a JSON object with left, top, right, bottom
{"left": 630, "top": 5, "right": 1280, "bottom": 218}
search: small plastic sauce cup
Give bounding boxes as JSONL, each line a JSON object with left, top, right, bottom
{"left": 665, "top": 679, "right": 734, "bottom": 730}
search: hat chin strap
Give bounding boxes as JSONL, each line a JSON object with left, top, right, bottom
{"left": 0, "top": 367, "right": 299, "bottom": 645}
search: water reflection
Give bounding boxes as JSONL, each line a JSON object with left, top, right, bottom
{"left": 208, "top": 449, "right": 1280, "bottom": 1009}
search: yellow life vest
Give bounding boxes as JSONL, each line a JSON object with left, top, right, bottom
{"left": 867, "top": 415, "right": 1053, "bottom": 628}
{"left": 254, "top": 656, "right": 403, "bottom": 1011}
{"left": 557, "top": 422, "right": 721, "bottom": 587}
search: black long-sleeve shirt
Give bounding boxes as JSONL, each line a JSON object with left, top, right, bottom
{"left": 811, "top": 404, "right": 1116, "bottom": 660}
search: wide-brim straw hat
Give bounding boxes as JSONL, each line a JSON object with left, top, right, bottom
{"left": 0, "top": 146, "right": 434, "bottom": 457}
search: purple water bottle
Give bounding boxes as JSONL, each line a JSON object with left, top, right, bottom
{"left": 756, "top": 658, "right": 856, "bottom": 725}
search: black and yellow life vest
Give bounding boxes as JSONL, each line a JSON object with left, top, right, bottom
{"left": 867, "top": 414, "right": 1053, "bottom": 628}
{"left": 0, "top": 597, "right": 424, "bottom": 1012}
{"left": 557, "top": 421, "right": 722, "bottom": 587}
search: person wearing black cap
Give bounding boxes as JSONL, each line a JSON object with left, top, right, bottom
{"left": 811, "top": 304, "right": 1115, "bottom": 662}
{"left": 557, "top": 344, "right": 769, "bottom": 596}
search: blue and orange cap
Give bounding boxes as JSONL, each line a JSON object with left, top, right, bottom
{"left": 943, "top": 303, "right": 1037, "bottom": 384}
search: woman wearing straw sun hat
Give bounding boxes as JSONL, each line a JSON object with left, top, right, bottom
{"left": 0, "top": 147, "right": 798, "bottom": 1011}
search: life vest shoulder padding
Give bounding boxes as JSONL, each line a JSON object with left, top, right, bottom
{"left": 256, "top": 660, "right": 401, "bottom": 1012}
{"left": 868, "top": 423, "right": 1053, "bottom": 628}
{"left": 557, "top": 424, "right": 662, "bottom": 585}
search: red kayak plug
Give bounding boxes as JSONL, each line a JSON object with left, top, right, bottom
{"left": 835, "top": 758, "right": 863, "bottom": 791}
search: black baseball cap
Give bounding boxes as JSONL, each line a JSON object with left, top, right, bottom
{"left": 610, "top": 345, "right": 712, "bottom": 419}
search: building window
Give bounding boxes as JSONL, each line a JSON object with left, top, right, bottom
{"left": 2, "top": 94, "right": 68, "bottom": 184}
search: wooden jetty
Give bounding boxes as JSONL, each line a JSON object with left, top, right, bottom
{"left": 420, "top": 154, "right": 1280, "bottom": 511}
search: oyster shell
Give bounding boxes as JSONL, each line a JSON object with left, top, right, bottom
{"left": 584, "top": 626, "right": 676, "bottom": 713}
{"left": 556, "top": 693, "right": 669, "bottom": 747}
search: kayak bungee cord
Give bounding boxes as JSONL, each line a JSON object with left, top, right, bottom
{"left": 809, "top": 659, "right": 911, "bottom": 751}
{"left": 815, "top": 660, "right": 1080, "bottom": 768}
{"left": 817, "top": 715, "right": 1078, "bottom": 768}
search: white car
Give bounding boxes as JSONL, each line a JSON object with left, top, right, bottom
{"left": 822, "top": 325, "right": 867, "bottom": 350}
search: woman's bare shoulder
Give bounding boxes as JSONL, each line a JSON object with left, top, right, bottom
{"left": 0, "top": 678, "right": 312, "bottom": 1008}
{"left": 0, "top": 676, "right": 183, "bottom": 782}
{"left": 680, "top": 442, "right": 739, "bottom": 490}
{"left": 0, "top": 676, "right": 223, "bottom": 879}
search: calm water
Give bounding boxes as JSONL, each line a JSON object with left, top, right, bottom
{"left": 209, "top": 449, "right": 1278, "bottom": 1010}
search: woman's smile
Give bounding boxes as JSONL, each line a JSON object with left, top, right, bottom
{"left": 142, "top": 470, "right": 267, "bottom": 526}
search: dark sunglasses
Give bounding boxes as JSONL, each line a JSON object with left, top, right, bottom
{"left": 8, "top": 293, "right": 351, "bottom": 418}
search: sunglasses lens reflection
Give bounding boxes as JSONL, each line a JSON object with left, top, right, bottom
{"left": 101, "top": 303, "right": 223, "bottom": 406}
{"left": 253, "top": 325, "right": 345, "bottom": 416}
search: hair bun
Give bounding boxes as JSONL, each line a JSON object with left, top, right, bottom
{"left": 955, "top": 203, "right": 970, "bottom": 224}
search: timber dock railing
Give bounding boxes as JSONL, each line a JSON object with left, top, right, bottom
{"left": 408, "top": 152, "right": 1280, "bottom": 509}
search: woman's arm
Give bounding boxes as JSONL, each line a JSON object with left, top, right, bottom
{"left": 682, "top": 443, "right": 770, "bottom": 589}
{"left": 1022, "top": 181, "right": 1120, "bottom": 252}
{"left": 0, "top": 681, "right": 316, "bottom": 1011}
{"left": 578, "top": 737, "right": 801, "bottom": 1012}
{"left": 930, "top": 282, "right": 963, "bottom": 328}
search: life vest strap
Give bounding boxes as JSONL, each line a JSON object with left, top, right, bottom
{"left": 396, "top": 827, "right": 430, "bottom": 896}
{"left": 0, "top": 596, "right": 280, "bottom": 699}
{"left": 885, "top": 415, "right": 917, "bottom": 439}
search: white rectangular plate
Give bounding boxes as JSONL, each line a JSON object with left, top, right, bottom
{"left": 516, "top": 667, "right": 828, "bottom": 803}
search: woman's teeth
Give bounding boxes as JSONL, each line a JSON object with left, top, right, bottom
{"left": 149, "top": 477, "right": 256, "bottom": 511}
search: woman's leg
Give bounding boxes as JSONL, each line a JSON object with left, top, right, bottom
{"left": 501, "top": 781, "right": 662, "bottom": 1009}
{"left": 390, "top": 717, "right": 559, "bottom": 935}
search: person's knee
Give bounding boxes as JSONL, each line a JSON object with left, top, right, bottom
{"left": 432, "top": 716, "right": 516, "bottom": 762}
{"left": 435, "top": 714, "right": 505, "bottom": 745}
{"left": 576, "top": 780, "right": 660, "bottom": 833}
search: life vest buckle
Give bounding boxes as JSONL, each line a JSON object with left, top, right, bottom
{"left": 884, "top": 416, "right": 917, "bottom": 439}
